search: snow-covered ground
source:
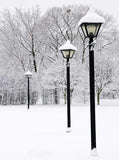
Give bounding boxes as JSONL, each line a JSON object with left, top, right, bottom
{"left": 0, "top": 100, "right": 119, "bottom": 160}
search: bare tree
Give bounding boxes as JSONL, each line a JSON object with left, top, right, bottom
{"left": 40, "top": 5, "right": 88, "bottom": 61}
{"left": 0, "top": 6, "right": 42, "bottom": 73}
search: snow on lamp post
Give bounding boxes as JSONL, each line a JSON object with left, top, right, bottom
{"left": 59, "top": 40, "right": 77, "bottom": 132}
{"left": 25, "top": 70, "right": 32, "bottom": 109}
{"left": 78, "top": 9, "right": 104, "bottom": 150}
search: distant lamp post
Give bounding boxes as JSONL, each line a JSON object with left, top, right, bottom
{"left": 59, "top": 40, "right": 77, "bottom": 132}
{"left": 25, "top": 70, "right": 32, "bottom": 109}
{"left": 78, "top": 9, "right": 104, "bottom": 150}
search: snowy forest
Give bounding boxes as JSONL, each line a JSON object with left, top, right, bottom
{"left": 0, "top": 4, "right": 118, "bottom": 105}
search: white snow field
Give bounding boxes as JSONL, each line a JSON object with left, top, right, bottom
{"left": 0, "top": 100, "right": 119, "bottom": 160}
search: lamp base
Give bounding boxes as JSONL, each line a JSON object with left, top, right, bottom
{"left": 90, "top": 148, "right": 98, "bottom": 156}
{"left": 66, "top": 127, "right": 72, "bottom": 133}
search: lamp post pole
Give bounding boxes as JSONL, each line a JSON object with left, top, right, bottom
{"left": 89, "top": 37, "right": 96, "bottom": 149}
{"left": 59, "top": 40, "right": 77, "bottom": 132}
{"left": 27, "top": 77, "right": 30, "bottom": 109}
{"left": 66, "top": 57, "right": 71, "bottom": 129}
{"left": 25, "top": 70, "right": 32, "bottom": 110}
{"left": 78, "top": 9, "right": 104, "bottom": 150}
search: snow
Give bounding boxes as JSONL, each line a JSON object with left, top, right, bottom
{"left": 78, "top": 8, "right": 105, "bottom": 25}
{"left": 90, "top": 148, "right": 98, "bottom": 156}
{"left": 59, "top": 40, "right": 77, "bottom": 51}
{"left": 0, "top": 100, "right": 119, "bottom": 160}
{"left": 25, "top": 70, "right": 32, "bottom": 78}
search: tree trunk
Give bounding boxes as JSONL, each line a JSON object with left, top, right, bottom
{"left": 82, "top": 40, "right": 86, "bottom": 63}
{"left": 31, "top": 32, "right": 37, "bottom": 73}
{"left": 97, "top": 92, "right": 100, "bottom": 105}
{"left": 64, "top": 93, "right": 67, "bottom": 104}
{"left": 54, "top": 88, "right": 60, "bottom": 104}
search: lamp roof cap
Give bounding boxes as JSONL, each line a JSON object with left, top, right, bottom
{"left": 25, "top": 70, "right": 32, "bottom": 77}
{"left": 59, "top": 40, "right": 77, "bottom": 51}
{"left": 78, "top": 8, "right": 105, "bottom": 26}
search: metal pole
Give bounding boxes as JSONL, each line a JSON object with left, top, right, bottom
{"left": 66, "top": 58, "right": 71, "bottom": 129}
{"left": 27, "top": 77, "right": 30, "bottom": 109}
{"left": 89, "top": 37, "right": 96, "bottom": 149}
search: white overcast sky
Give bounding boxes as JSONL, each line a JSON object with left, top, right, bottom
{"left": 0, "top": 0, "right": 119, "bottom": 25}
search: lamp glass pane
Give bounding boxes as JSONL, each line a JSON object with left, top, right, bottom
{"left": 62, "top": 50, "right": 70, "bottom": 58}
{"left": 95, "top": 24, "right": 101, "bottom": 36}
{"left": 69, "top": 50, "right": 75, "bottom": 58}
{"left": 61, "top": 50, "right": 75, "bottom": 58}
{"left": 25, "top": 74, "right": 32, "bottom": 78}
{"left": 81, "top": 24, "right": 87, "bottom": 38}
{"left": 86, "top": 23, "right": 101, "bottom": 37}
{"left": 86, "top": 24, "right": 97, "bottom": 37}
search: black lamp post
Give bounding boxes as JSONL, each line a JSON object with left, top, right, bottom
{"left": 59, "top": 40, "right": 77, "bottom": 132}
{"left": 25, "top": 70, "right": 32, "bottom": 109}
{"left": 78, "top": 9, "right": 104, "bottom": 150}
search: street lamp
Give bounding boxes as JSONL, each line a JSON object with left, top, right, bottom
{"left": 78, "top": 9, "right": 104, "bottom": 150}
{"left": 59, "top": 40, "right": 77, "bottom": 132}
{"left": 25, "top": 70, "right": 32, "bottom": 109}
